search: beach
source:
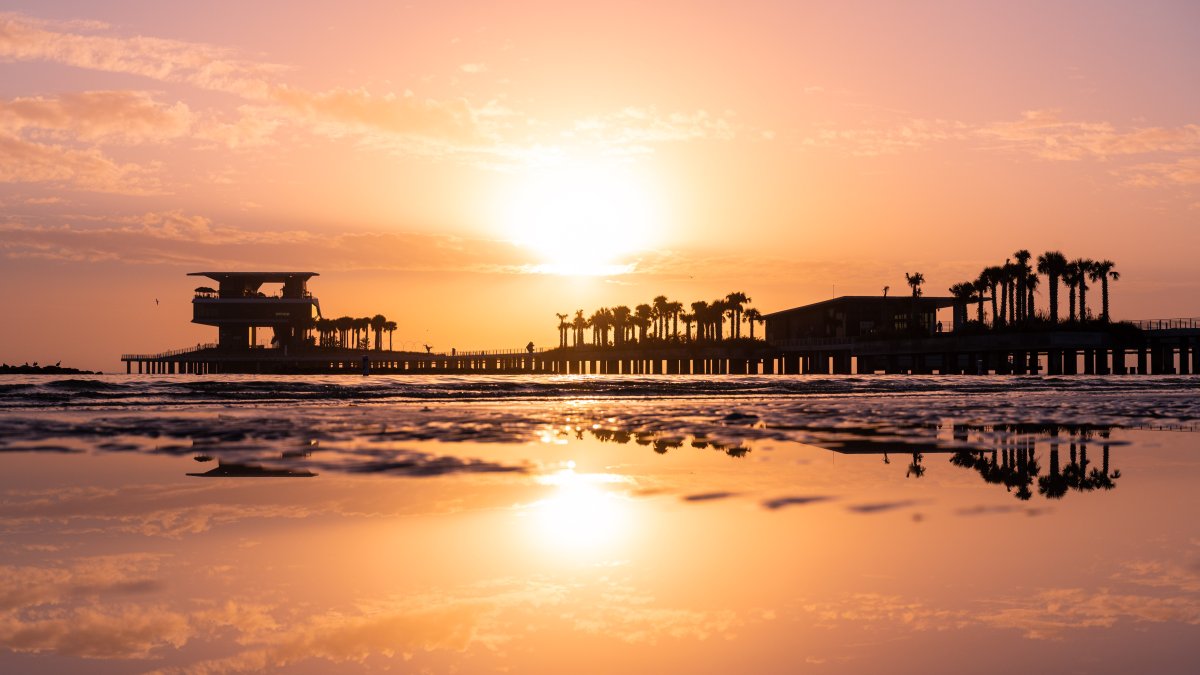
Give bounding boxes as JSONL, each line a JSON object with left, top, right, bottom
{"left": 1, "top": 374, "right": 1198, "bottom": 673}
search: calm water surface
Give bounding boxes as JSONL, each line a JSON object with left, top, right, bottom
{"left": 1, "top": 374, "right": 1198, "bottom": 673}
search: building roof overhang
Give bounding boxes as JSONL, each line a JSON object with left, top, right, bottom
{"left": 763, "top": 295, "right": 961, "bottom": 319}
{"left": 188, "top": 272, "right": 319, "bottom": 283}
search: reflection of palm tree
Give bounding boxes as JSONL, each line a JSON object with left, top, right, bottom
{"left": 906, "top": 452, "right": 925, "bottom": 478}
{"left": 1037, "top": 445, "right": 1070, "bottom": 499}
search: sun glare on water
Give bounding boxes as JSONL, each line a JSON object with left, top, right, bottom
{"left": 501, "top": 163, "right": 663, "bottom": 276}
{"left": 522, "top": 467, "right": 633, "bottom": 556}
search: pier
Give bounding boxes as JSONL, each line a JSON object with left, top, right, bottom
{"left": 120, "top": 271, "right": 1200, "bottom": 376}
{"left": 121, "top": 323, "right": 1199, "bottom": 376}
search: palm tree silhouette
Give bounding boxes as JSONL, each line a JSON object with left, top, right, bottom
{"left": 1092, "top": 260, "right": 1119, "bottom": 322}
{"left": 1036, "top": 250, "right": 1067, "bottom": 323}
{"left": 1063, "top": 261, "right": 1081, "bottom": 322}
{"left": 1024, "top": 270, "right": 1040, "bottom": 321}
{"left": 948, "top": 282, "right": 976, "bottom": 328}
{"left": 1013, "top": 250, "right": 1032, "bottom": 321}
{"left": 1070, "top": 258, "right": 1095, "bottom": 321}
{"left": 667, "top": 300, "right": 684, "bottom": 340}
{"left": 982, "top": 266, "right": 1003, "bottom": 325}
{"left": 744, "top": 308, "right": 764, "bottom": 340}
{"left": 972, "top": 275, "right": 989, "bottom": 323}
{"left": 904, "top": 272, "right": 925, "bottom": 297}
{"left": 711, "top": 299, "right": 729, "bottom": 340}
{"left": 681, "top": 312, "right": 695, "bottom": 341}
{"left": 652, "top": 295, "right": 669, "bottom": 339}
{"left": 370, "top": 314, "right": 387, "bottom": 350}
{"left": 384, "top": 320, "right": 397, "bottom": 350}
{"left": 725, "top": 291, "right": 750, "bottom": 338}
{"left": 634, "top": 304, "right": 652, "bottom": 343}
{"left": 572, "top": 310, "right": 587, "bottom": 346}
{"left": 690, "top": 301, "right": 709, "bottom": 341}
{"left": 555, "top": 313, "right": 569, "bottom": 348}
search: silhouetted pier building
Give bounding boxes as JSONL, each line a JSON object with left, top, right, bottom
{"left": 190, "top": 272, "right": 319, "bottom": 351}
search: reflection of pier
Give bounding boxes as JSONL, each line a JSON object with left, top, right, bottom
{"left": 582, "top": 422, "right": 1121, "bottom": 502}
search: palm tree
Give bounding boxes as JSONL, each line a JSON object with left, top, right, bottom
{"left": 335, "top": 316, "right": 353, "bottom": 348}
{"left": 1013, "top": 250, "right": 1032, "bottom": 321}
{"left": 611, "top": 306, "right": 631, "bottom": 346}
{"left": 711, "top": 299, "right": 729, "bottom": 340}
{"left": 1063, "top": 261, "right": 1081, "bottom": 322}
{"left": 634, "top": 304, "right": 653, "bottom": 343}
{"left": 904, "top": 272, "right": 925, "bottom": 297}
{"left": 725, "top": 292, "right": 750, "bottom": 338}
{"left": 1036, "top": 250, "right": 1068, "bottom": 324}
{"left": 572, "top": 310, "right": 587, "bottom": 346}
{"left": 690, "top": 301, "right": 709, "bottom": 341}
{"left": 357, "top": 317, "right": 372, "bottom": 349}
{"left": 667, "top": 300, "right": 684, "bottom": 340}
{"left": 681, "top": 312, "right": 695, "bottom": 341}
{"left": 948, "top": 282, "right": 976, "bottom": 329}
{"left": 1025, "top": 271, "right": 1040, "bottom": 321}
{"left": 555, "top": 313, "right": 569, "bottom": 348}
{"left": 982, "top": 266, "right": 1003, "bottom": 324}
{"left": 744, "top": 308, "right": 764, "bottom": 340}
{"left": 1092, "top": 260, "right": 1119, "bottom": 322}
{"left": 652, "top": 295, "right": 669, "bottom": 339}
{"left": 383, "top": 320, "right": 397, "bottom": 350}
{"left": 972, "top": 275, "right": 989, "bottom": 324}
{"left": 1071, "top": 258, "right": 1095, "bottom": 321}
{"left": 370, "top": 314, "right": 387, "bottom": 350}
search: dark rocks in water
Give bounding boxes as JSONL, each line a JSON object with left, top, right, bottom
{"left": 0, "top": 364, "right": 99, "bottom": 375}
{"left": 187, "top": 461, "right": 316, "bottom": 478}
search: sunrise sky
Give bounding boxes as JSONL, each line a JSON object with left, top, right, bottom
{"left": 2, "top": 1, "right": 1199, "bottom": 370}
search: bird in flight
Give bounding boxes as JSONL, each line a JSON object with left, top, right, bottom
{"left": 155, "top": 298, "right": 159, "bottom": 305}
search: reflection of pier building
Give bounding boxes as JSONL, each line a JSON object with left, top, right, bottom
{"left": 189, "top": 272, "right": 319, "bottom": 350}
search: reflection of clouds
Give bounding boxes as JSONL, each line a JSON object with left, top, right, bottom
{"left": 0, "top": 553, "right": 190, "bottom": 659}
{"left": 806, "top": 564, "right": 1200, "bottom": 641}
{"left": 0, "top": 484, "right": 316, "bottom": 538}
{"left": 155, "top": 579, "right": 752, "bottom": 673}
{"left": 979, "top": 587, "right": 1200, "bottom": 639}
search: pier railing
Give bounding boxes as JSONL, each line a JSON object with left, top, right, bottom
{"left": 450, "top": 347, "right": 547, "bottom": 357}
{"left": 1129, "top": 318, "right": 1200, "bottom": 330}
{"left": 121, "top": 343, "right": 218, "bottom": 361}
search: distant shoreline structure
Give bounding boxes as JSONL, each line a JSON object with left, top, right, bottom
{"left": 1, "top": 363, "right": 98, "bottom": 375}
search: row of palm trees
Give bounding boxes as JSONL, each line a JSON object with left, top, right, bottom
{"left": 945, "top": 250, "right": 1120, "bottom": 326}
{"left": 310, "top": 314, "right": 397, "bottom": 350}
{"left": 555, "top": 292, "right": 765, "bottom": 348}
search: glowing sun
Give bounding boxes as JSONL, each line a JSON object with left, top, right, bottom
{"left": 501, "top": 163, "right": 663, "bottom": 275}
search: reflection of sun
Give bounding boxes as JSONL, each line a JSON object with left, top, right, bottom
{"left": 523, "top": 467, "right": 632, "bottom": 555}
{"left": 500, "top": 163, "right": 662, "bottom": 276}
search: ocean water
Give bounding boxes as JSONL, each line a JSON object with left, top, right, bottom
{"left": 1, "top": 374, "right": 1199, "bottom": 673}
